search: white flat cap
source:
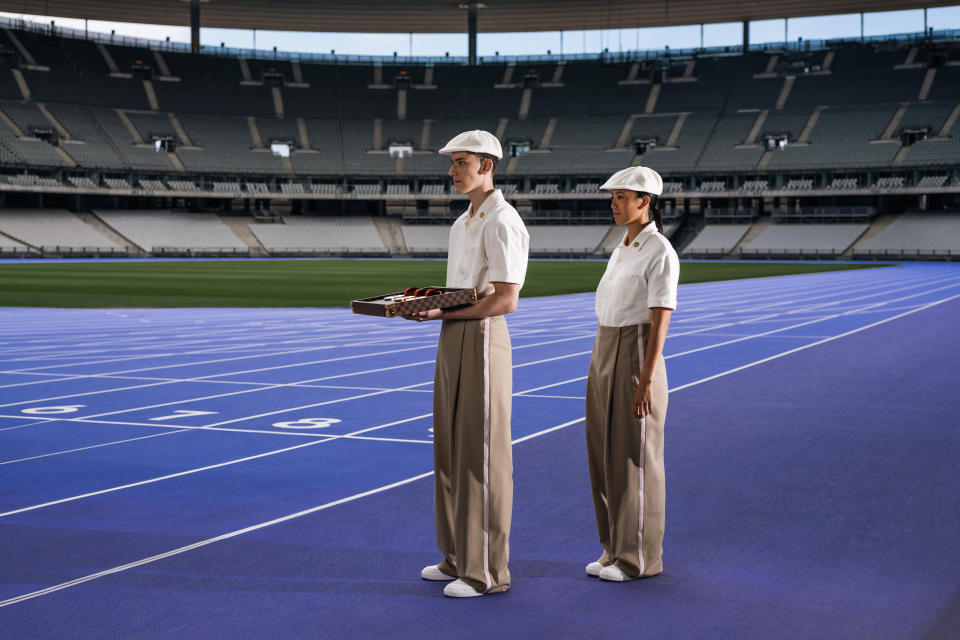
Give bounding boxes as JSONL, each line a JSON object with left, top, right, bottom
{"left": 438, "top": 130, "right": 503, "bottom": 159}
{"left": 599, "top": 166, "right": 663, "bottom": 196}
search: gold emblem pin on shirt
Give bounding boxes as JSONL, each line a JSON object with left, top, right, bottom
{"left": 633, "top": 242, "right": 639, "bottom": 247}
{"left": 479, "top": 212, "right": 485, "bottom": 218}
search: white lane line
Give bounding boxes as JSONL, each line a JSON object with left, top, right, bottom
{"left": 0, "top": 414, "right": 332, "bottom": 438}
{"left": 0, "top": 414, "right": 589, "bottom": 609}
{"left": 0, "top": 338, "right": 441, "bottom": 389}
{"left": 518, "top": 394, "right": 586, "bottom": 400}
{"left": 0, "top": 412, "right": 434, "bottom": 519}
{"left": 668, "top": 291, "right": 960, "bottom": 393}
{"left": 0, "top": 333, "right": 595, "bottom": 427}
{"left": 0, "top": 332, "right": 595, "bottom": 414}
{"left": 0, "top": 429, "right": 188, "bottom": 465}
{"left": 515, "top": 285, "right": 960, "bottom": 396}
{"left": 0, "top": 470, "right": 437, "bottom": 608}
{"left": 0, "top": 328, "right": 437, "bottom": 374}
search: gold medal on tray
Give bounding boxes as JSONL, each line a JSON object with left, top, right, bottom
{"left": 351, "top": 287, "right": 478, "bottom": 318}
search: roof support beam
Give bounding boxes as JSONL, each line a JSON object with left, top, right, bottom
{"left": 467, "top": 3, "right": 478, "bottom": 66}
{"left": 190, "top": 0, "right": 200, "bottom": 54}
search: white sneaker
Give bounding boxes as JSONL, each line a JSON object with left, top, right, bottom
{"left": 443, "top": 579, "right": 484, "bottom": 598}
{"left": 421, "top": 564, "right": 456, "bottom": 581}
{"left": 598, "top": 565, "right": 636, "bottom": 582}
{"left": 585, "top": 561, "right": 604, "bottom": 576}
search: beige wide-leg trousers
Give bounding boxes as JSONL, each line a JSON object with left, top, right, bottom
{"left": 585, "top": 323, "right": 668, "bottom": 578}
{"left": 432, "top": 316, "right": 513, "bottom": 593}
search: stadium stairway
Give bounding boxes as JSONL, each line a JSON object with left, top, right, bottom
{"left": 82, "top": 212, "right": 145, "bottom": 255}
{"left": 844, "top": 213, "right": 900, "bottom": 258}
{"left": 592, "top": 225, "right": 623, "bottom": 256}
{"left": 731, "top": 217, "right": 773, "bottom": 256}
{"left": 220, "top": 215, "right": 269, "bottom": 256}
{"left": 372, "top": 217, "right": 408, "bottom": 255}
{"left": 668, "top": 216, "right": 704, "bottom": 255}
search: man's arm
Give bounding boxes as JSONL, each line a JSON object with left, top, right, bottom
{"left": 402, "top": 281, "right": 520, "bottom": 322}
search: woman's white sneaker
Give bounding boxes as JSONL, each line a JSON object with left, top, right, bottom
{"left": 443, "top": 579, "right": 484, "bottom": 597}
{"left": 585, "top": 561, "right": 604, "bottom": 576}
{"left": 421, "top": 564, "right": 456, "bottom": 581}
{"left": 598, "top": 565, "right": 636, "bottom": 582}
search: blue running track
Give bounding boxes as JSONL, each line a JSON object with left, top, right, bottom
{"left": 0, "top": 262, "right": 958, "bottom": 639}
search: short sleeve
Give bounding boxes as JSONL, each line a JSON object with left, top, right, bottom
{"left": 645, "top": 242, "right": 679, "bottom": 310}
{"left": 484, "top": 219, "right": 529, "bottom": 287}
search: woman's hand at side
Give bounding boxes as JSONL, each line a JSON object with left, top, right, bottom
{"left": 633, "top": 374, "right": 653, "bottom": 419}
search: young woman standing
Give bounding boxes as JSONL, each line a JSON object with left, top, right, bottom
{"left": 585, "top": 166, "right": 679, "bottom": 582}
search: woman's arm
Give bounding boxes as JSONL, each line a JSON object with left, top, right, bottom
{"left": 402, "top": 281, "right": 520, "bottom": 322}
{"left": 633, "top": 307, "right": 672, "bottom": 419}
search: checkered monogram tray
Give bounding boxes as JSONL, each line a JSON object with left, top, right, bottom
{"left": 351, "top": 287, "right": 478, "bottom": 318}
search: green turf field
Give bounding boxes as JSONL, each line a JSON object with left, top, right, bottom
{"left": 0, "top": 260, "right": 890, "bottom": 308}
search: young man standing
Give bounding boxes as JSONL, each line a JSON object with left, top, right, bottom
{"left": 404, "top": 130, "right": 529, "bottom": 597}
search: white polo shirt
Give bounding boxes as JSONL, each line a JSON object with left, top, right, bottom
{"left": 595, "top": 222, "right": 679, "bottom": 327}
{"left": 446, "top": 189, "right": 529, "bottom": 297}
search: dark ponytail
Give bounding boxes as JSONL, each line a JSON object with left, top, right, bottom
{"left": 650, "top": 194, "right": 663, "bottom": 234}
{"left": 637, "top": 191, "right": 663, "bottom": 234}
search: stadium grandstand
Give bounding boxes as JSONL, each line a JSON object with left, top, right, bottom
{"left": 2, "top": 3, "right": 960, "bottom": 640}
{"left": 0, "top": 3, "right": 956, "bottom": 261}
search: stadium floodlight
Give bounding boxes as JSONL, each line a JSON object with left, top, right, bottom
{"left": 131, "top": 60, "right": 152, "bottom": 80}
{"left": 632, "top": 137, "right": 658, "bottom": 155}
{"left": 899, "top": 127, "right": 931, "bottom": 146}
{"left": 394, "top": 71, "right": 412, "bottom": 90}
{"left": 508, "top": 140, "right": 532, "bottom": 157}
{"left": 263, "top": 70, "right": 284, "bottom": 87}
{"left": 153, "top": 136, "right": 176, "bottom": 152}
{"left": 389, "top": 143, "right": 413, "bottom": 158}
{"left": 271, "top": 142, "right": 292, "bottom": 157}
{"left": 763, "top": 134, "right": 789, "bottom": 151}
{"left": 522, "top": 70, "right": 540, "bottom": 89}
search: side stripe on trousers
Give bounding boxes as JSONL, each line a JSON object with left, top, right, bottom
{"left": 636, "top": 328, "right": 647, "bottom": 576}
{"left": 481, "top": 317, "right": 492, "bottom": 590}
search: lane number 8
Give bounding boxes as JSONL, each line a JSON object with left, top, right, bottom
{"left": 272, "top": 418, "right": 342, "bottom": 430}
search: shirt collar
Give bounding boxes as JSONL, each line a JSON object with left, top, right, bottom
{"left": 620, "top": 221, "right": 658, "bottom": 250}
{"left": 468, "top": 189, "right": 503, "bottom": 218}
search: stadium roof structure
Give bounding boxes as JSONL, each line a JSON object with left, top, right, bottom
{"left": 3, "top": 0, "right": 956, "bottom": 33}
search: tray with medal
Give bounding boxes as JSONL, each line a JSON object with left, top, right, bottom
{"left": 350, "top": 287, "right": 478, "bottom": 318}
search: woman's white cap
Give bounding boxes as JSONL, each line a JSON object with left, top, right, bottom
{"left": 438, "top": 130, "right": 503, "bottom": 159}
{"left": 599, "top": 166, "right": 663, "bottom": 195}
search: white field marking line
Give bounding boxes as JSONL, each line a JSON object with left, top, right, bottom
{"left": 0, "top": 320, "right": 365, "bottom": 350}
{"left": 518, "top": 393, "right": 586, "bottom": 400}
{"left": 674, "top": 270, "right": 932, "bottom": 315}
{"left": 674, "top": 269, "right": 916, "bottom": 310}
{"left": 0, "top": 414, "right": 334, "bottom": 438}
{"left": 0, "top": 418, "right": 57, "bottom": 432}
{"left": 674, "top": 272, "right": 957, "bottom": 321}
{"left": 743, "top": 272, "right": 960, "bottom": 314}
{"left": 0, "top": 325, "right": 437, "bottom": 372}
{"left": 70, "top": 332, "right": 603, "bottom": 427}
{"left": 0, "top": 415, "right": 591, "bottom": 609}
{"left": 0, "top": 332, "right": 596, "bottom": 417}
{"left": 0, "top": 411, "right": 435, "bottom": 519}
{"left": 56, "top": 375, "right": 438, "bottom": 394}
{"left": 516, "top": 375, "right": 587, "bottom": 395}
{"left": 0, "top": 336, "right": 441, "bottom": 391}
{"left": 0, "top": 340, "right": 442, "bottom": 403}
{"left": 1, "top": 332, "right": 440, "bottom": 375}
{"left": 0, "top": 469, "right": 437, "bottom": 609}
{"left": 657, "top": 281, "right": 960, "bottom": 361}
{"left": 11, "top": 280, "right": 934, "bottom": 426}
{"left": 668, "top": 290, "right": 960, "bottom": 393}
{"left": 0, "top": 429, "right": 189, "bottom": 465}
{"left": 512, "top": 281, "right": 960, "bottom": 397}
{"left": 331, "top": 434, "right": 432, "bottom": 445}
{"left": 675, "top": 265, "right": 918, "bottom": 305}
